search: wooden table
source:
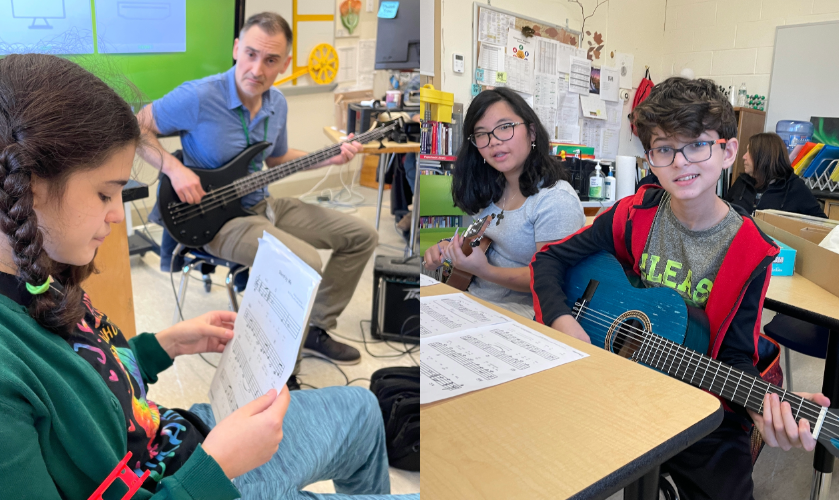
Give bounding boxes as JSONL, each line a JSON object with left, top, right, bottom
{"left": 82, "top": 181, "right": 149, "bottom": 339}
{"left": 765, "top": 274, "right": 839, "bottom": 499}
{"left": 323, "top": 126, "right": 421, "bottom": 252}
{"left": 421, "top": 284, "right": 723, "bottom": 500}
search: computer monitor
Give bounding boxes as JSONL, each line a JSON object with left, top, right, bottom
{"left": 374, "top": 0, "right": 419, "bottom": 70}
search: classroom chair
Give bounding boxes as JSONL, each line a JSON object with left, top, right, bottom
{"left": 763, "top": 313, "right": 829, "bottom": 392}
{"left": 171, "top": 244, "right": 249, "bottom": 324}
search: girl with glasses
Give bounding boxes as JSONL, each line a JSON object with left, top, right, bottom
{"left": 423, "top": 88, "right": 584, "bottom": 318}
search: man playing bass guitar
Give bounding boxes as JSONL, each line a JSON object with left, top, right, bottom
{"left": 136, "top": 12, "right": 372, "bottom": 381}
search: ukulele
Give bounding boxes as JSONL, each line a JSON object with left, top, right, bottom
{"left": 562, "top": 251, "right": 839, "bottom": 457}
{"left": 158, "top": 122, "right": 398, "bottom": 246}
{"left": 442, "top": 214, "right": 494, "bottom": 291}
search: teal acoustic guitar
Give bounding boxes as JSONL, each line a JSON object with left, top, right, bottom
{"left": 561, "top": 251, "right": 839, "bottom": 457}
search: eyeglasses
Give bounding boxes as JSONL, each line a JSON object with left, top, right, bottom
{"left": 469, "top": 122, "right": 524, "bottom": 149}
{"left": 645, "top": 139, "right": 728, "bottom": 168}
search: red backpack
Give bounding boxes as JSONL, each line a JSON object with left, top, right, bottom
{"left": 629, "top": 68, "right": 654, "bottom": 137}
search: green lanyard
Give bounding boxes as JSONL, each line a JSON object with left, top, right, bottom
{"left": 237, "top": 107, "right": 269, "bottom": 172}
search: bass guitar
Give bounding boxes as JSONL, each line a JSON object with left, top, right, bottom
{"left": 562, "top": 251, "right": 839, "bottom": 457}
{"left": 159, "top": 122, "right": 398, "bottom": 246}
{"left": 442, "top": 214, "right": 494, "bottom": 291}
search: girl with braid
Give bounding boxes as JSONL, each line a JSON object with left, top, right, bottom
{"left": 0, "top": 54, "right": 416, "bottom": 500}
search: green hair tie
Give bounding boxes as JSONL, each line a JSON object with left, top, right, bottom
{"left": 26, "top": 277, "right": 51, "bottom": 295}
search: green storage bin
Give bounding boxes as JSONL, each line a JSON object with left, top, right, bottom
{"left": 418, "top": 175, "right": 468, "bottom": 256}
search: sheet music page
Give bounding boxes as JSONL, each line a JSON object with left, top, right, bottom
{"left": 420, "top": 274, "right": 440, "bottom": 287}
{"left": 420, "top": 293, "right": 512, "bottom": 339}
{"left": 420, "top": 321, "right": 589, "bottom": 404}
{"left": 208, "top": 232, "right": 322, "bottom": 423}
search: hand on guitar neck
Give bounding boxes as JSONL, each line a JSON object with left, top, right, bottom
{"left": 751, "top": 391, "right": 830, "bottom": 452}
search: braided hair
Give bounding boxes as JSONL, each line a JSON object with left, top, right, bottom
{"left": 0, "top": 54, "right": 141, "bottom": 335}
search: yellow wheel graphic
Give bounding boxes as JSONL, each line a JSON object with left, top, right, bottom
{"left": 308, "top": 43, "right": 339, "bottom": 85}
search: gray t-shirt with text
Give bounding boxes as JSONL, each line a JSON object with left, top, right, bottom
{"left": 640, "top": 193, "right": 743, "bottom": 308}
{"left": 469, "top": 180, "right": 585, "bottom": 318}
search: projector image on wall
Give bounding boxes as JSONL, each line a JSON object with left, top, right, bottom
{"left": 11, "top": 0, "right": 66, "bottom": 29}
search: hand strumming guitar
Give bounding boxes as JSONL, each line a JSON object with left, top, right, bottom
{"left": 550, "top": 314, "right": 592, "bottom": 344}
{"left": 441, "top": 231, "right": 489, "bottom": 276}
{"left": 424, "top": 239, "right": 452, "bottom": 269}
{"left": 164, "top": 157, "right": 207, "bottom": 204}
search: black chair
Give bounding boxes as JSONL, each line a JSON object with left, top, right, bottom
{"left": 171, "top": 244, "right": 249, "bottom": 324}
{"left": 763, "top": 313, "right": 829, "bottom": 391}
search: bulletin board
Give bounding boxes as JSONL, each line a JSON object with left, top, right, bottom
{"left": 469, "top": 3, "right": 624, "bottom": 161}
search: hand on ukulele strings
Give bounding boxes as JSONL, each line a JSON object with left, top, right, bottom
{"left": 550, "top": 315, "right": 592, "bottom": 344}
{"left": 441, "top": 230, "right": 489, "bottom": 277}
{"left": 750, "top": 391, "right": 830, "bottom": 451}
{"left": 323, "top": 133, "right": 363, "bottom": 166}
{"left": 155, "top": 310, "right": 237, "bottom": 359}
{"left": 166, "top": 160, "right": 207, "bottom": 204}
{"left": 424, "top": 239, "right": 451, "bottom": 270}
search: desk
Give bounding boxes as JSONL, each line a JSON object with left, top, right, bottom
{"left": 765, "top": 274, "right": 839, "bottom": 500}
{"left": 82, "top": 181, "right": 149, "bottom": 339}
{"left": 322, "top": 126, "right": 421, "bottom": 253}
{"left": 421, "top": 284, "right": 723, "bottom": 499}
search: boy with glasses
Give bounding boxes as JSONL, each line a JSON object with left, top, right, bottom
{"left": 530, "top": 77, "right": 829, "bottom": 499}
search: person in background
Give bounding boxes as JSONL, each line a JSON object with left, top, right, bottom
{"left": 726, "top": 132, "right": 826, "bottom": 217}
{"left": 423, "top": 87, "right": 585, "bottom": 318}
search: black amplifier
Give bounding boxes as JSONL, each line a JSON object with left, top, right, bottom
{"left": 371, "top": 255, "right": 420, "bottom": 344}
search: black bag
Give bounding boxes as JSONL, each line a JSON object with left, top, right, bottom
{"left": 370, "top": 366, "right": 420, "bottom": 472}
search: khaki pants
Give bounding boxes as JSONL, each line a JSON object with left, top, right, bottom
{"left": 204, "top": 197, "right": 378, "bottom": 371}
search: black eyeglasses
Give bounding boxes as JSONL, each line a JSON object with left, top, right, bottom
{"left": 645, "top": 139, "right": 727, "bottom": 168}
{"left": 469, "top": 122, "right": 524, "bottom": 149}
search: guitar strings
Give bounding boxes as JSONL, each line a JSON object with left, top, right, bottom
{"left": 574, "top": 303, "right": 835, "bottom": 425}
{"left": 574, "top": 304, "right": 839, "bottom": 438}
{"left": 571, "top": 303, "right": 839, "bottom": 437}
{"left": 165, "top": 125, "right": 395, "bottom": 224}
{"left": 165, "top": 124, "right": 393, "bottom": 216}
{"left": 575, "top": 303, "right": 839, "bottom": 438}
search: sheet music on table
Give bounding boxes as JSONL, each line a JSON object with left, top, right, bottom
{"left": 208, "top": 232, "right": 322, "bottom": 423}
{"left": 420, "top": 294, "right": 588, "bottom": 404}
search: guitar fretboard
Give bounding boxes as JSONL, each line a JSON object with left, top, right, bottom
{"left": 633, "top": 329, "right": 826, "bottom": 428}
{"left": 232, "top": 123, "right": 397, "bottom": 197}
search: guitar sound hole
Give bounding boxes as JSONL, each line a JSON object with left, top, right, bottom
{"left": 611, "top": 318, "right": 645, "bottom": 360}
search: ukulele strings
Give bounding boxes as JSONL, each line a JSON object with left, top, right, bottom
{"left": 166, "top": 125, "right": 395, "bottom": 223}
{"left": 572, "top": 303, "right": 839, "bottom": 437}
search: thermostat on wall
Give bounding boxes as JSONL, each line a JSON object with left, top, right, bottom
{"left": 452, "top": 53, "right": 465, "bottom": 74}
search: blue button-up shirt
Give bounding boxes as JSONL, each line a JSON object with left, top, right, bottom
{"left": 153, "top": 65, "right": 289, "bottom": 208}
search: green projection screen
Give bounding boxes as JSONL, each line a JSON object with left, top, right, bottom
{"left": 0, "top": 0, "right": 236, "bottom": 102}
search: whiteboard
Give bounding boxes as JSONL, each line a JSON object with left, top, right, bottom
{"left": 765, "top": 21, "right": 839, "bottom": 133}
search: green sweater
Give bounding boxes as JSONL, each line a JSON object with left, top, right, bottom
{"left": 0, "top": 293, "right": 240, "bottom": 499}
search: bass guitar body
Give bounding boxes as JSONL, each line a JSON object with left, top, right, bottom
{"left": 158, "top": 143, "right": 271, "bottom": 247}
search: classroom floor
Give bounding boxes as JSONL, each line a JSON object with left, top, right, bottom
{"left": 606, "top": 309, "right": 839, "bottom": 499}
{"left": 128, "top": 186, "right": 420, "bottom": 496}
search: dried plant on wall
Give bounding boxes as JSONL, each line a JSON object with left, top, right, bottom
{"left": 340, "top": 0, "right": 361, "bottom": 35}
{"left": 568, "top": 0, "right": 608, "bottom": 60}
